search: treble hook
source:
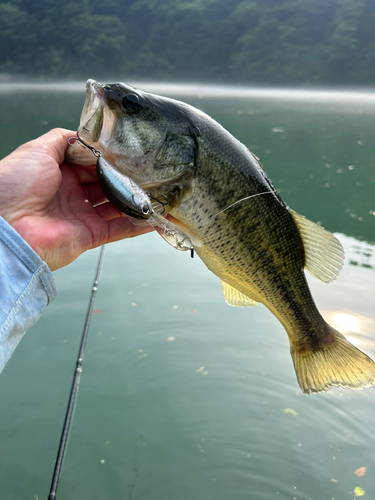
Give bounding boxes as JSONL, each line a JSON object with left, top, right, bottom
{"left": 146, "top": 193, "right": 171, "bottom": 215}
{"left": 68, "top": 135, "right": 102, "bottom": 158}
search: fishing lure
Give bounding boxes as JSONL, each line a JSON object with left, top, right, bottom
{"left": 67, "top": 137, "right": 197, "bottom": 255}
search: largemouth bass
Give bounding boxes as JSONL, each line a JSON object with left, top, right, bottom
{"left": 67, "top": 79, "right": 375, "bottom": 394}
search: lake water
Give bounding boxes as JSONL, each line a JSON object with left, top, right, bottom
{"left": 0, "top": 82, "right": 374, "bottom": 500}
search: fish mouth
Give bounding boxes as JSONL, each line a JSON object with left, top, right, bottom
{"left": 78, "top": 79, "right": 105, "bottom": 143}
{"left": 66, "top": 79, "right": 117, "bottom": 165}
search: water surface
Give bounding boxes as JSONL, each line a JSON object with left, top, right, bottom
{"left": 0, "top": 83, "right": 374, "bottom": 500}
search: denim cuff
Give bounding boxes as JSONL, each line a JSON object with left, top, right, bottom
{"left": 0, "top": 216, "right": 57, "bottom": 372}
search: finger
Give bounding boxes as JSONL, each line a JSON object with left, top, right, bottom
{"left": 73, "top": 164, "right": 98, "bottom": 184}
{"left": 83, "top": 182, "right": 108, "bottom": 206}
{"left": 31, "top": 128, "right": 77, "bottom": 165}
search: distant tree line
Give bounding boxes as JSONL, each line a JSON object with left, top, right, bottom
{"left": 1, "top": 0, "right": 375, "bottom": 85}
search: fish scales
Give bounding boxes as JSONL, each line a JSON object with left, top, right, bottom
{"left": 66, "top": 80, "right": 375, "bottom": 394}
{"left": 174, "top": 122, "right": 324, "bottom": 345}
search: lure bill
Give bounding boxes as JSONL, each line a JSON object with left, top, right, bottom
{"left": 148, "top": 211, "right": 194, "bottom": 252}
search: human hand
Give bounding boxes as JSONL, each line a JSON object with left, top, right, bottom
{"left": 0, "top": 128, "right": 152, "bottom": 270}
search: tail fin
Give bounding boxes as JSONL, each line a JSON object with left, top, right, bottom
{"left": 290, "top": 325, "right": 375, "bottom": 394}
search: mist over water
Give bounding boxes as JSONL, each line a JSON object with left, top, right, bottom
{"left": 0, "top": 83, "right": 374, "bottom": 500}
{"left": 2, "top": 80, "right": 375, "bottom": 102}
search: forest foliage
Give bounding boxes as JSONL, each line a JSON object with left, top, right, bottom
{"left": 1, "top": 0, "right": 375, "bottom": 85}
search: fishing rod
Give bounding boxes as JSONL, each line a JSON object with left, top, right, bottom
{"left": 48, "top": 245, "right": 105, "bottom": 500}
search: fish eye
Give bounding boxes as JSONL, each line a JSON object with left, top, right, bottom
{"left": 122, "top": 93, "right": 140, "bottom": 113}
{"left": 142, "top": 205, "right": 150, "bottom": 215}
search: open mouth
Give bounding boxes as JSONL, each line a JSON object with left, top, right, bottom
{"left": 78, "top": 80, "right": 105, "bottom": 143}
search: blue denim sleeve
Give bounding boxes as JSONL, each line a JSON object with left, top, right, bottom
{"left": 0, "top": 217, "right": 57, "bottom": 373}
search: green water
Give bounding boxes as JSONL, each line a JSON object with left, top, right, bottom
{"left": 0, "top": 83, "right": 374, "bottom": 500}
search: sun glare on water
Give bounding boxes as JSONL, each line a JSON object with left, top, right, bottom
{"left": 333, "top": 313, "right": 360, "bottom": 333}
{"left": 333, "top": 313, "right": 361, "bottom": 346}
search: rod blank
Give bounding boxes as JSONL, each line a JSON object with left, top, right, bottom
{"left": 48, "top": 245, "right": 105, "bottom": 500}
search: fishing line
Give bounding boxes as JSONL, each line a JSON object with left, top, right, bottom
{"left": 47, "top": 245, "right": 105, "bottom": 500}
{"left": 213, "top": 191, "right": 276, "bottom": 217}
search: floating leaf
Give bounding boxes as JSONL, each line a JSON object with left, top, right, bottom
{"left": 92, "top": 309, "right": 103, "bottom": 314}
{"left": 282, "top": 408, "right": 298, "bottom": 416}
{"left": 354, "top": 486, "right": 365, "bottom": 497}
{"left": 355, "top": 467, "right": 366, "bottom": 477}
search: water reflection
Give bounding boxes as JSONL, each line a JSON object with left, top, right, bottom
{"left": 308, "top": 234, "right": 375, "bottom": 358}
{"left": 333, "top": 313, "right": 360, "bottom": 333}
{"left": 350, "top": 241, "right": 375, "bottom": 270}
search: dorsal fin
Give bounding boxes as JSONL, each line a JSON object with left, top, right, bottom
{"left": 221, "top": 280, "right": 258, "bottom": 307}
{"left": 290, "top": 210, "right": 344, "bottom": 283}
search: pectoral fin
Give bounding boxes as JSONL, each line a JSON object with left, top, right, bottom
{"left": 290, "top": 210, "right": 344, "bottom": 283}
{"left": 168, "top": 214, "right": 202, "bottom": 248}
{"left": 221, "top": 280, "right": 258, "bottom": 307}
